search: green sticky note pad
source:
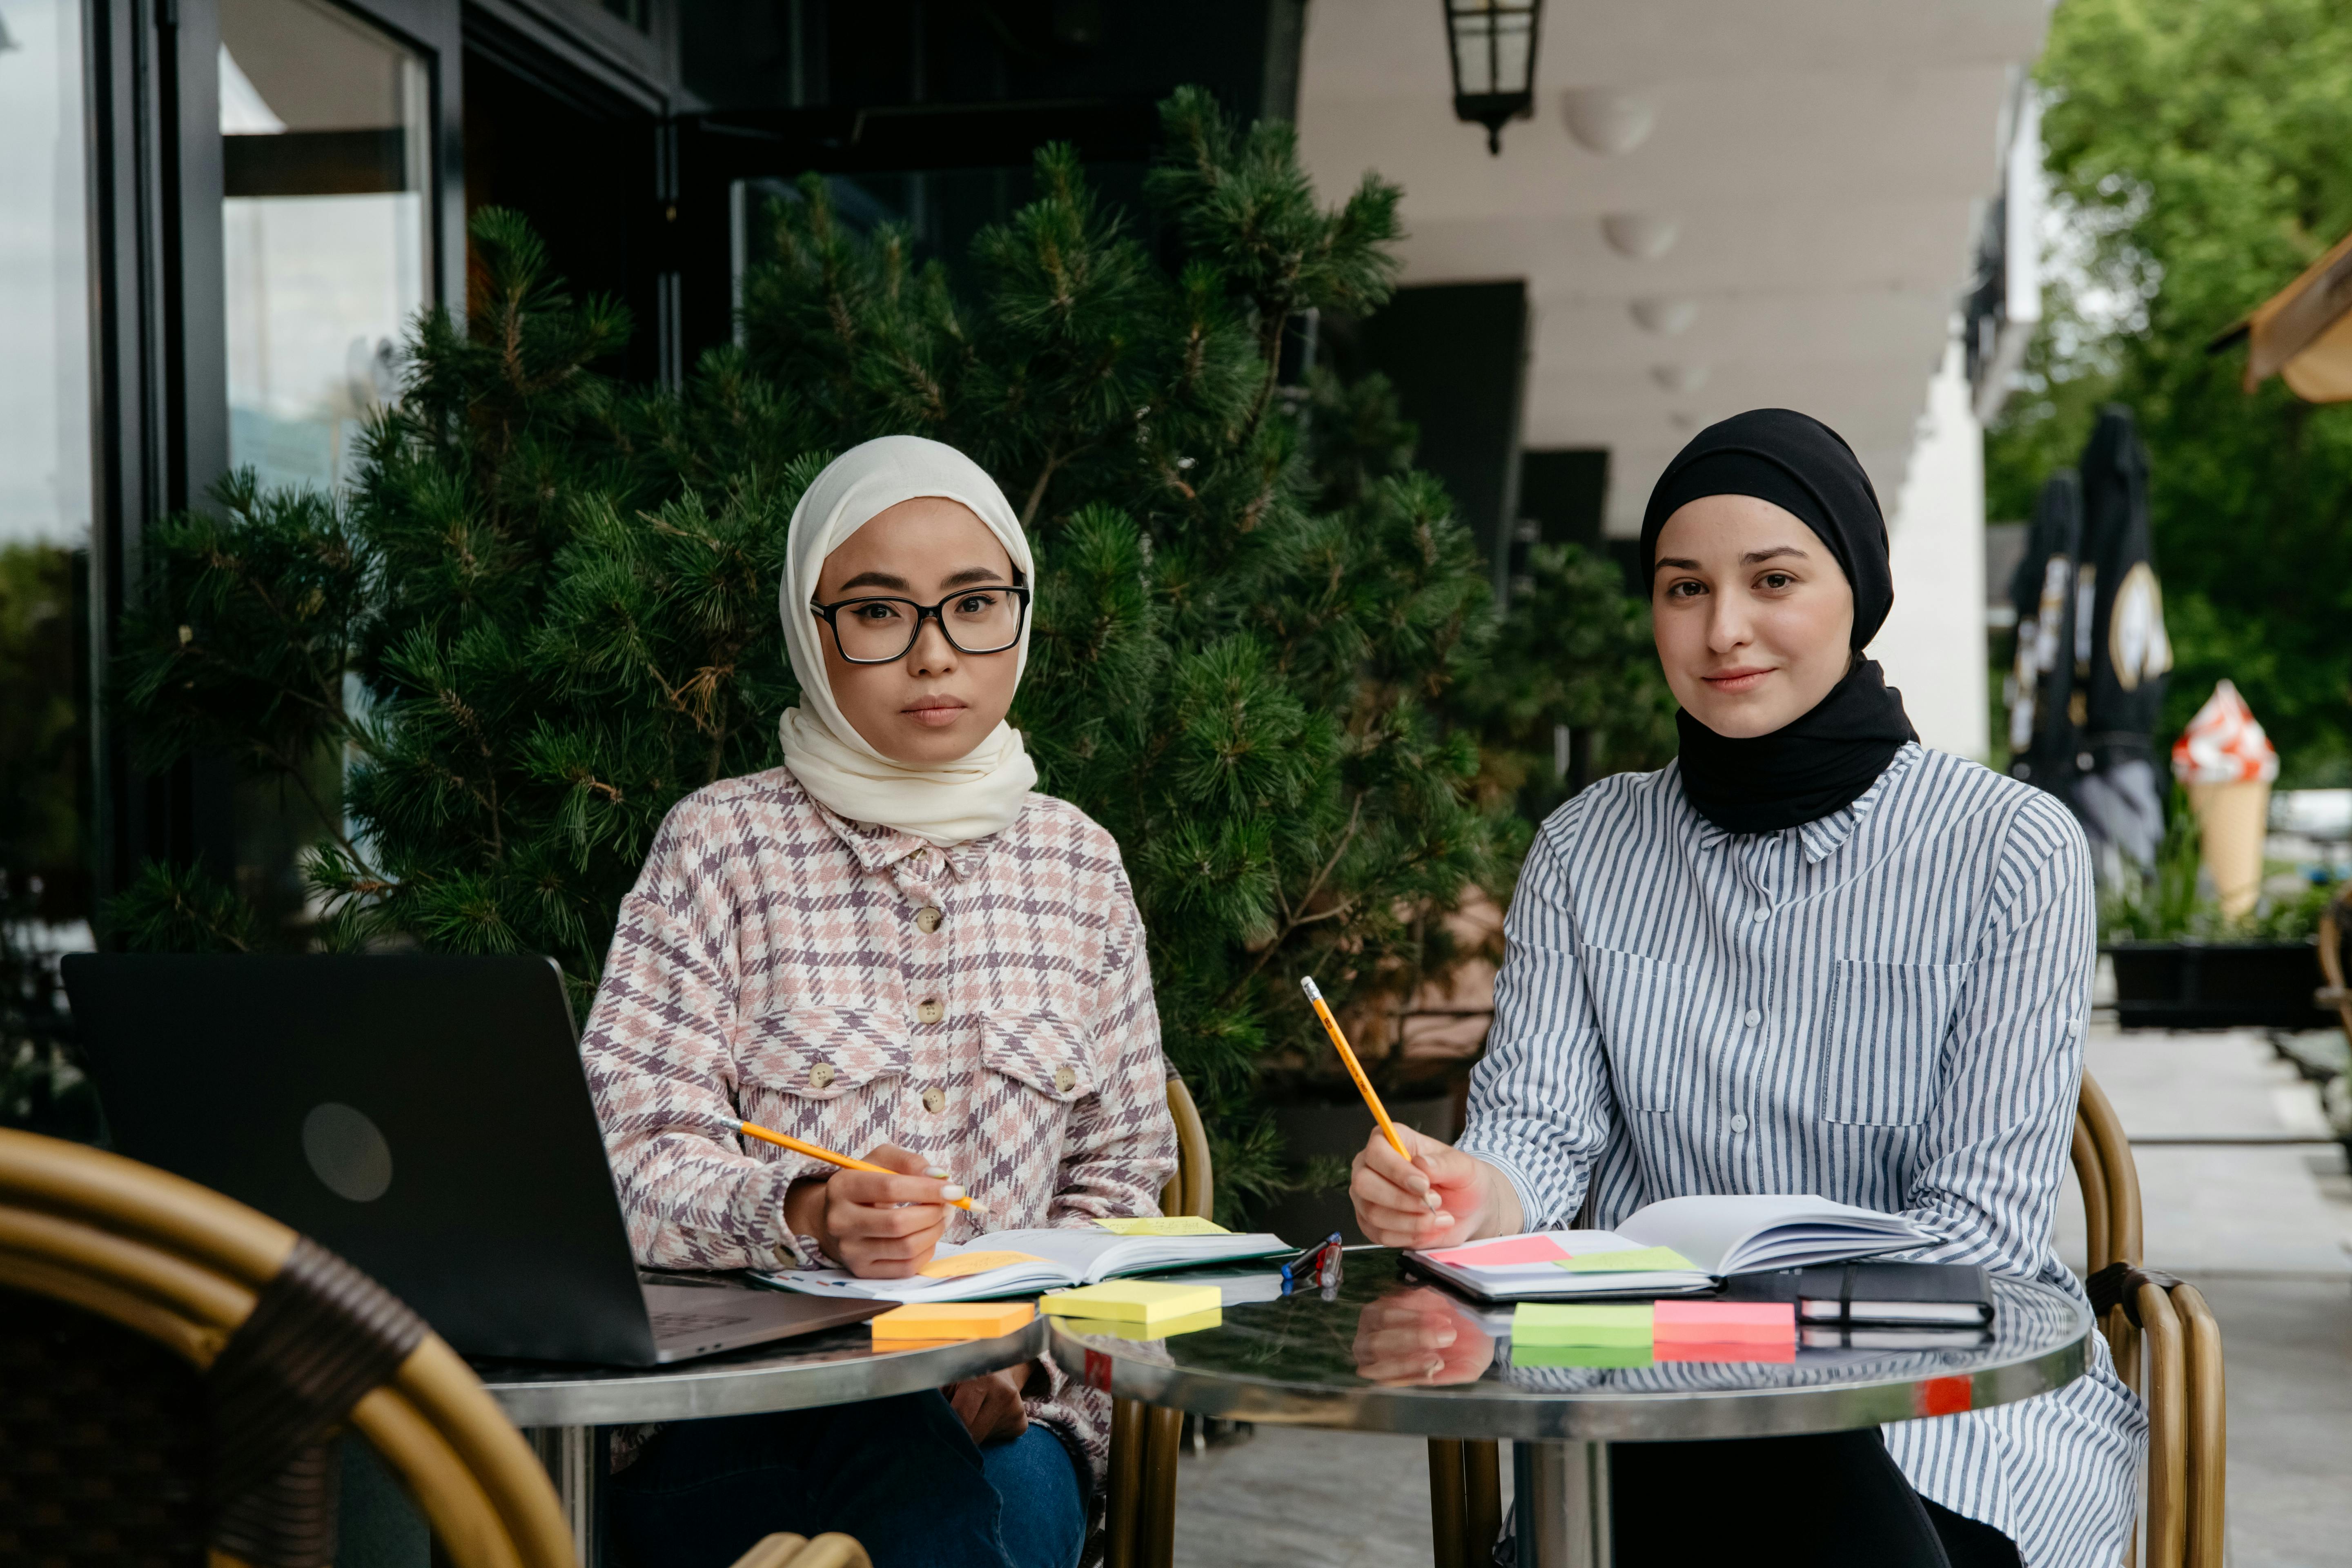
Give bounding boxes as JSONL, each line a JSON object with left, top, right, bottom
{"left": 1512, "top": 1303, "right": 1655, "bottom": 1348}
{"left": 1513, "top": 1343, "right": 1655, "bottom": 1369}
{"left": 1555, "top": 1246, "right": 1698, "bottom": 1274}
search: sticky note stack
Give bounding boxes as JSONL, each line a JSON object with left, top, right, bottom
{"left": 1653, "top": 1300, "right": 1797, "bottom": 1364}
{"left": 1038, "top": 1280, "right": 1221, "bottom": 1327}
{"left": 1510, "top": 1303, "right": 1654, "bottom": 1368}
{"left": 870, "top": 1301, "right": 1036, "bottom": 1344}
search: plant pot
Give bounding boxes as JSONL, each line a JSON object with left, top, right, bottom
{"left": 2104, "top": 940, "right": 2331, "bottom": 1030}
{"left": 1251, "top": 1091, "right": 1458, "bottom": 1247}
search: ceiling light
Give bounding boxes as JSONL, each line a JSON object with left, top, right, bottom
{"left": 1630, "top": 298, "right": 1698, "bottom": 335}
{"left": 1561, "top": 89, "right": 1655, "bottom": 155}
{"left": 1601, "top": 213, "right": 1679, "bottom": 260}
{"left": 1651, "top": 365, "right": 1711, "bottom": 394}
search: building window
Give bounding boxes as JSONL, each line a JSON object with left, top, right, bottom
{"left": 220, "top": 0, "right": 431, "bottom": 497}
{"left": 0, "top": 0, "right": 97, "bottom": 1133}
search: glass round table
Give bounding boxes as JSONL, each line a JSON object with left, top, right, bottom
{"left": 1044, "top": 1250, "right": 2093, "bottom": 1568}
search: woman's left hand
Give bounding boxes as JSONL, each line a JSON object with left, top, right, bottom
{"left": 946, "top": 1363, "right": 1032, "bottom": 1445}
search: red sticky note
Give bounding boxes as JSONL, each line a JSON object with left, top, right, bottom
{"left": 1656, "top": 1339, "right": 1798, "bottom": 1365}
{"left": 1920, "top": 1376, "right": 1972, "bottom": 1416}
{"left": 1653, "top": 1301, "right": 1796, "bottom": 1345}
{"left": 1426, "top": 1234, "right": 1570, "bottom": 1268}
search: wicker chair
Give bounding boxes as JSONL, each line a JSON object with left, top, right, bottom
{"left": 0, "top": 1127, "right": 873, "bottom": 1568}
{"left": 1099, "top": 1074, "right": 1213, "bottom": 1568}
{"left": 1424, "top": 1070, "right": 2227, "bottom": 1568}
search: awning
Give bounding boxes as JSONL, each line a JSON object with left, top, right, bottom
{"left": 2214, "top": 227, "right": 2352, "bottom": 402}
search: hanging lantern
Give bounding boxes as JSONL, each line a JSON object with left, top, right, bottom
{"left": 1443, "top": 0, "right": 1543, "bottom": 155}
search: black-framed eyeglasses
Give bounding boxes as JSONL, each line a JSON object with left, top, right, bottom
{"left": 808, "top": 585, "right": 1031, "bottom": 664}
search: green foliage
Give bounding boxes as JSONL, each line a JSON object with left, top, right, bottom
{"left": 107, "top": 91, "right": 1660, "bottom": 1215}
{"left": 1459, "top": 544, "right": 1679, "bottom": 820}
{"left": 2099, "top": 783, "right": 2337, "bottom": 942}
{"left": 1990, "top": 0, "right": 2352, "bottom": 782}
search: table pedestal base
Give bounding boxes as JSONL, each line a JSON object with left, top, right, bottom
{"left": 1515, "top": 1439, "right": 1610, "bottom": 1568}
{"left": 524, "top": 1425, "right": 599, "bottom": 1566}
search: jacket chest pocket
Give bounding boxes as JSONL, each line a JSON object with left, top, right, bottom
{"left": 977, "top": 1011, "right": 1097, "bottom": 1111}
{"left": 1580, "top": 946, "right": 1697, "bottom": 1114}
{"left": 1817, "top": 960, "right": 1970, "bottom": 1126}
{"left": 737, "top": 1004, "right": 910, "bottom": 1101}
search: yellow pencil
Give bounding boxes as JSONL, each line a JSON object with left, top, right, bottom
{"left": 736, "top": 1119, "right": 983, "bottom": 1212}
{"left": 1300, "top": 977, "right": 1412, "bottom": 1162}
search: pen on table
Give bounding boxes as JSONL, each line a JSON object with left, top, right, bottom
{"left": 734, "top": 1119, "right": 983, "bottom": 1212}
{"left": 1300, "top": 976, "right": 1415, "bottom": 1167}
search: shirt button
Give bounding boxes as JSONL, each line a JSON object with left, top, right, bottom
{"left": 1741, "top": 1008, "right": 1762, "bottom": 1028}
{"left": 808, "top": 1062, "right": 836, "bottom": 1088}
{"left": 1053, "top": 1066, "right": 1076, "bottom": 1093}
{"left": 916, "top": 999, "right": 944, "bottom": 1025}
{"left": 915, "top": 905, "right": 943, "bottom": 934}
{"left": 922, "top": 1086, "right": 946, "bottom": 1113}
{"left": 1751, "top": 909, "right": 1771, "bottom": 923}
{"left": 1730, "top": 1114, "right": 1750, "bottom": 1132}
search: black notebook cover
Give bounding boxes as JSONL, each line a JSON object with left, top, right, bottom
{"left": 1720, "top": 1262, "right": 1994, "bottom": 1326}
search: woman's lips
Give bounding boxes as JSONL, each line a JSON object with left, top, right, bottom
{"left": 904, "top": 697, "right": 968, "bottom": 728}
{"left": 1702, "top": 667, "right": 1775, "bottom": 693}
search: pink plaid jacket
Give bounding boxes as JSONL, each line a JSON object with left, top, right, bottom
{"left": 580, "top": 764, "right": 1178, "bottom": 1485}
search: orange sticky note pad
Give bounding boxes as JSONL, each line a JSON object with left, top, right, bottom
{"left": 1652, "top": 1301, "right": 1795, "bottom": 1345}
{"left": 869, "top": 1302, "right": 1036, "bottom": 1341}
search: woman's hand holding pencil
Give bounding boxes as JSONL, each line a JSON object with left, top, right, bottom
{"left": 772, "top": 1136, "right": 970, "bottom": 1278}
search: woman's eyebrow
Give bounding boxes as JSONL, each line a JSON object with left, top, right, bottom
{"left": 939, "top": 565, "right": 1012, "bottom": 588}
{"left": 1742, "top": 546, "right": 1810, "bottom": 564}
{"left": 835, "top": 570, "right": 912, "bottom": 593}
{"left": 1653, "top": 556, "right": 1702, "bottom": 572}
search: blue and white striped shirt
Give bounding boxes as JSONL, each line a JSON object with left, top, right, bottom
{"left": 1458, "top": 743, "right": 2146, "bottom": 1568}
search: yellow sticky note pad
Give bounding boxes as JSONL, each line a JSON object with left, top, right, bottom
{"left": 1092, "top": 1216, "right": 1230, "bottom": 1236}
{"left": 917, "top": 1250, "right": 1045, "bottom": 1279}
{"left": 1052, "top": 1306, "right": 1223, "bottom": 1341}
{"left": 870, "top": 1301, "right": 1036, "bottom": 1341}
{"left": 1038, "top": 1281, "right": 1221, "bottom": 1325}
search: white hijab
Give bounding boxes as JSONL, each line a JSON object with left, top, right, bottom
{"left": 777, "top": 435, "right": 1039, "bottom": 846}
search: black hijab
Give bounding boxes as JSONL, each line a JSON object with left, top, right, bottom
{"left": 1640, "top": 408, "right": 1917, "bottom": 835}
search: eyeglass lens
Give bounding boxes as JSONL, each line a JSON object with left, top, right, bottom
{"left": 832, "top": 591, "right": 1022, "bottom": 661}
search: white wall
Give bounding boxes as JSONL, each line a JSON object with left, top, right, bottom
{"left": 1872, "top": 332, "right": 1989, "bottom": 760}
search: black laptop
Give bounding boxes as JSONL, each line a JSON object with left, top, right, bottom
{"left": 63, "top": 953, "right": 880, "bottom": 1366}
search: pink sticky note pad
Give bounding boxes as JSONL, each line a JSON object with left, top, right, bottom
{"left": 1426, "top": 1234, "right": 1571, "bottom": 1268}
{"left": 1656, "top": 1339, "right": 1798, "bottom": 1365}
{"left": 1652, "top": 1301, "right": 1796, "bottom": 1344}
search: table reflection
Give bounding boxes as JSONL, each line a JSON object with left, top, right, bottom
{"left": 1352, "top": 1286, "right": 1498, "bottom": 1385}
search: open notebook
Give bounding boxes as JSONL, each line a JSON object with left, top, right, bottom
{"left": 753, "top": 1227, "right": 1289, "bottom": 1305}
{"left": 1405, "top": 1195, "right": 1928, "bottom": 1303}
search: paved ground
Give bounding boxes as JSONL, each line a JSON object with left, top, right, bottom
{"left": 1174, "top": 1024, "right": 2352, "bottom": 1568}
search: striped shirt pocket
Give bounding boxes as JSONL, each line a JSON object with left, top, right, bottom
{"left": 1580, "top": 945, "right": 1697, "bottom": 1113}
{"left": 1817, "top": 960, "right": 1969, "bottom": 1126}
{"left": 739, "top": 1004, "right": 910, "bottom": 1100}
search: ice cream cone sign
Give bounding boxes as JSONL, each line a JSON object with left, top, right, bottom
{"left": 2171, "top": 680, "right": 2280, "bottom": 920}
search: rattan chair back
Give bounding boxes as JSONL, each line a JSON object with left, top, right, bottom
{"left": 0, "top": 1128, "right": 574, "bottom": 1568}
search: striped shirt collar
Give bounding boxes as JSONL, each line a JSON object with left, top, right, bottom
{"left": 807, "top": 793, "right": 1012, "bottom": 881}
{"left": 1685, "top": 741, "right": 1927, "bottom": 864}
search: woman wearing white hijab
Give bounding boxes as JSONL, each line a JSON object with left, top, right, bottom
{"left": 582, "top": 436, "right": 1180, "bottom": 1568}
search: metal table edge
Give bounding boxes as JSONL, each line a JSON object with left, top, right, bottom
{"left": 1044, "top": 1294, "right": 2092, "bottom": 1444}
{"left": 480, "top": 1317, "right": 1048, "bottom": 1427}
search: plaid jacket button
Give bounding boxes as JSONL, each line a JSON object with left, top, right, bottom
{"left": 808, "top": 1063, "right": 835, "bottom": 1089}
{"left": 916, "top": 999, "right": 944, "bottom": 1025}
{"left": 1054, "top": 1066, "right": 1076, "bottom": 1093}
{"left": 915, "top": 906, "right": 943, "bottom": 933}
{"left": 922, "top": 1087, "right": 946, "bottom": 1113}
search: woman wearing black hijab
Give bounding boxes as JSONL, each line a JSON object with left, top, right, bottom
{"left": 1349, "top": 411, "right": 2144, "bottom": 1567}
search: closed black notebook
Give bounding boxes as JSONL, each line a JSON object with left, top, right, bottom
{"left": 1720, "top": 1262, "right": 1994, "bottom": 1327}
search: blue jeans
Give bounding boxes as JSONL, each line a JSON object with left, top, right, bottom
{"left": 609, "top": 1392, "right": 1086, "bottom": 1568}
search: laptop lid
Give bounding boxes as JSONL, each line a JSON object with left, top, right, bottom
{"left": 66, "top": 953, "right": 670, "bottom": 1364}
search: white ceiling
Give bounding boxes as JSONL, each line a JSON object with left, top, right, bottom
{"left": 1295, "top": 0, "right": 2048, "bottom": 535}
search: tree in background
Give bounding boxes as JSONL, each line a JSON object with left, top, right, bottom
{"left": 105, "top": 91, "right": 1685, "bottom": 1211}
{"left": 1988, "top": 0, "right": 2352, "bottom": 782}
